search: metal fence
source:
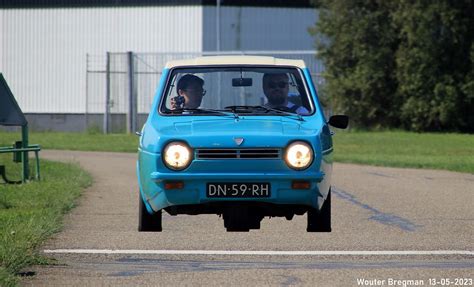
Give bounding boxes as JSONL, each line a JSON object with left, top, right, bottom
{"left": 86, "top": 51, "right": 325, "bottom": 134}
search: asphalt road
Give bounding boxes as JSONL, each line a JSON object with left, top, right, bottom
{"left": 22, "top": 150, "right": 473, "bottom": 286}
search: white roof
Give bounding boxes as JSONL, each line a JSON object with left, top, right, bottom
{"left": 165, "top": 56, "right": 306, "bottom": 69}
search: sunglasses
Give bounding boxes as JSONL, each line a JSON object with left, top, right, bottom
{"left": 267, "top": 81, "right": 288, "bottom": 89}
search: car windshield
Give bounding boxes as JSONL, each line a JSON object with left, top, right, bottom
{"left": 160, "top": 67, "right": 314, "bottom": 116}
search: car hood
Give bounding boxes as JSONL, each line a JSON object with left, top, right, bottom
{"left": 151, "top": 117, "right": 319, "bottom": 149}
{"left": 170, "top": 118, "right": 308, "bottom": 136}
{"left": 141, "top": 117, "right": 322, "bottom": 152}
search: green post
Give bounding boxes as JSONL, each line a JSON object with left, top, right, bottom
{"left": 35, "top": 150, "right": 41, "bottom": 180}
{"left": 21, "top": 124, "right": 29, "bottom": 182}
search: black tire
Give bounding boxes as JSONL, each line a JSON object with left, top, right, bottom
{"left": 138, "top": 192, "right": 162, "bottom": 232}
{"left": 307, "top": 189, "right": 331, "bottom": 232}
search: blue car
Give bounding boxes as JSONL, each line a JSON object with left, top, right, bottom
{"left": 137, "top": 56, "right": 348, "bottom": 232}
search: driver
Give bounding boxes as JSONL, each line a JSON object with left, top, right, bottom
{"left": 262, "top": 73, "right": 308, "bottom": 114}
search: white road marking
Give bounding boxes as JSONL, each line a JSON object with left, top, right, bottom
{"left": 43, "top": 249, "right": 474, "bottom": 256}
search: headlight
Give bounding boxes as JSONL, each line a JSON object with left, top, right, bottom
{"left": 163, "top": 141, "right": 192, "bottom": 171}
{"left": 284, "top": 141, "right": 313, "bottom": 170}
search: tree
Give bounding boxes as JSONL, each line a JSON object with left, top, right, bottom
{"left": 394, "top": 0, "right": 474, "bottom": 131}
{"left": 312, "top": 0, "right": 474, "bottom": 132}
{"left": 310, "top": 0, "right": 400, "bottom": 128}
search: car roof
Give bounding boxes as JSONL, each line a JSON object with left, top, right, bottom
{"left": 165, "top": 56, "right": 306, "bottom": 69}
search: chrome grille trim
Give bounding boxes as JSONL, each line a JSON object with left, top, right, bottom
{"left": 196, "top": 149, "right": 281, "bottom": 159}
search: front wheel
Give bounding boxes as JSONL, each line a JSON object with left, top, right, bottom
{"left": 138, "top": 192, "right": 162, "bottom": 232}
{"left": 307, "top": 189, "right": 331, "bottom": 232}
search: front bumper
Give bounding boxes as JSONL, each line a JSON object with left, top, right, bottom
{"left": 142, "top": 170, "right": 325, "bottom": 212}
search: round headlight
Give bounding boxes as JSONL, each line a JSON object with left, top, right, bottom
{"left": 284, "top": 141, "right": 313, "bottom": 170}
{"left": 163, "top": 141, "right": 192, "bottom": 171}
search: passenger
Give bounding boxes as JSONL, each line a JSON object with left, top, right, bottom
{"left": 171, "top": 74, "right": 206, "bottom": 109}
{"left": 262, "top": 73, "right": 308, "bottom": 114}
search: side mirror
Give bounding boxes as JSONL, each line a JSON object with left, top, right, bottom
{"left": 328, "top": 115, "right": 349, "bottom": 129}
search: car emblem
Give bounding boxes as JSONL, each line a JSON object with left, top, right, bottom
{"left": 234, "top": 137, "right": 244, "bottom": 146}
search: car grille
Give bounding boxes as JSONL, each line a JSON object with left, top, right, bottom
{"left": 196, "top": 148, "right": 281, "bottom": 159}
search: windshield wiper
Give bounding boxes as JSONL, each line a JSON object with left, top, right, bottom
{"left": 224, "top": 105, "right": 304, "bottom": 121}
{"left": 167, "top": 108, "right": 238, "bottom": 118}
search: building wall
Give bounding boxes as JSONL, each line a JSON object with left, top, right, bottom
{"left": 0, "top": 6, "right": 203, "bottom": 113}
{"left": 1, "top": 5, "right": 320, "bottom": 132}
{"left": 202, "top": 6, "right": 318, "bottom": 51}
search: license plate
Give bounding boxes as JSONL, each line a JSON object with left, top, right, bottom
{"left": 207, "top": 183, "right": 271, "bottom": 198}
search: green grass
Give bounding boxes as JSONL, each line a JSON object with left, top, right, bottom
{"left": 0, "top": 130, "right": 138, "bottom": 153}
{"left": 0, "top": 158, "right": 91, "bottom": 286}
{"left": 0, "top": 130, "right": 472, "bottom": 173}
{"left": 332, "top": 130, "right": 474, "bottom": 174}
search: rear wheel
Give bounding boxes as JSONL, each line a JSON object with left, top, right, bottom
{"left": 307, "top": 189, "right": 331, "bottom": 232}
{"left": 138, "top": 192, "right": 162, "bottom": 232}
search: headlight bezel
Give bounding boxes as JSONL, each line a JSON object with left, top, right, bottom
{"left": 284, "top": 141, "right": 314, "bottom": 171}
{"left": 162, "top": 141, "right": 193, "bottom": 171}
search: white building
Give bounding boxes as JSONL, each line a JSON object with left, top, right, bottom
{"left": 0, "top": 0, "right": 319, "bottom": 131}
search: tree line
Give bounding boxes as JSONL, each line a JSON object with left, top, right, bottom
{"left": 311, "top": 0, "right": 473, "bottom": 132}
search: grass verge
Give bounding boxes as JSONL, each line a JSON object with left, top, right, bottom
{"left": 0, "top": 130, "right": 138, "bottom": 153}
{"left": 0, "top": 159, "right": 92, "bottom": 286}
{"left": 333, "top": 130, "right": 474, "bottom": 174}
{"left": 0, "top": 130, "right": 472, "bottom": 173}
